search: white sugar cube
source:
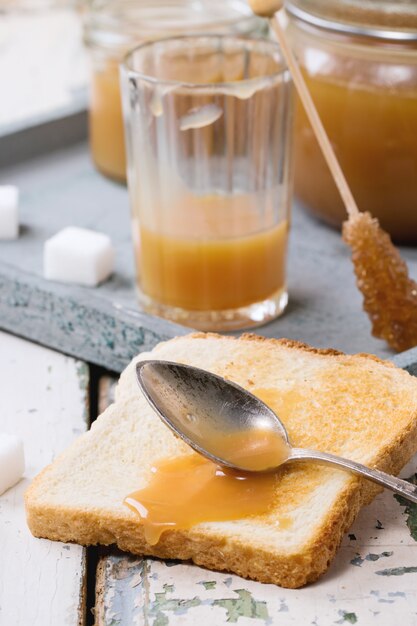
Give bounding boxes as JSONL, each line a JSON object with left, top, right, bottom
{"left": 44, "top": 226, "right": 115, "bottom": 287}
{"left": 0, "top": 185, "right": 19, "bottom": 239}
{"left": 0, "top": 433, "right": 25, "bottom": 495}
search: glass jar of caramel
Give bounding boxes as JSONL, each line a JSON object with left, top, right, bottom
{"left": 84, "top": 0, "right": 265, "bottom": 184}
{"left": 286, "top": 0, "right": 417, "bottom": 242}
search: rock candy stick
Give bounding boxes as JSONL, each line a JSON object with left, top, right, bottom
{"left": 343, "top": 212, "right": 417, "bottom": 352}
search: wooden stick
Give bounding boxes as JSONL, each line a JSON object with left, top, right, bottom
{"left": 271, "top": 10, "right": 359, "bottom": 218}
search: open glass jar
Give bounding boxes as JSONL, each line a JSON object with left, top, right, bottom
{"left": 286, "top": 0, "right": 417, "bottom": 242}
{"left": 84, "top": 0, "right": 265, "bottom": 183}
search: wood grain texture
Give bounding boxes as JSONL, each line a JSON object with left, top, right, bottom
{"left": 0, "top": 331, "right": 88, "bottom": 626}
{"left": 95, "top": 372, "right": 417, "bottom": 625}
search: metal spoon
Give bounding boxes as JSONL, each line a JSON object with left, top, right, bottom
{"left": 136, "top": 360, "right": 417, "bottom": 504}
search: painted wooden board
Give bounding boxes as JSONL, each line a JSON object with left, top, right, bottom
{"left": 0, "top": 330, "right": 88, "bottom": 626}
{"left": 3, "top": 142, "right": 417, "bottom": 371}
{"left": 95, "top": 373, "right": 417, "bottom": 626}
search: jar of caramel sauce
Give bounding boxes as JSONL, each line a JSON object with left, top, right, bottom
{"left": 83, "top": 0, "right": 265, "bottom": 184}
{"left": 286, "top": 0, "right": 417, "bottom": 242}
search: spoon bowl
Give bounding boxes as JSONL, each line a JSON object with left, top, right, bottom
{"left": 136, "top": 360, "right": 417, "bottom": 504}
{"left": 136, "top": 359, "right": 290, "bottom": 472}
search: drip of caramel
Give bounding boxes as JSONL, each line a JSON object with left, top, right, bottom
{"left": 125, "top": 454, "right": 279, "bottom": 545}
{"left": 125, "top": 426, "right": 290, "bottom": 544}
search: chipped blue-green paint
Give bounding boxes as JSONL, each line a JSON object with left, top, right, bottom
{"left": 376, "top": 566, "right": 417, "bottom": 577}
{"left": 366, "top": 552, "right": 393, "bottom": 561}
{"left": 148, "top": 584, "right": 202, "bottom": 626}
{"left": 338, "top": 611, "right": 357, "bottom": 624}
{"left": 394, "top": 474, "right": 417, "bottom": 542}
{"left": 200, "top": 581, "right": 217, "bottom": 590}
{"left": 97, "top": 555, "right": 147, "bottom": 625}
{"left": 351, "top": 552, "right": 393, "bottom": 567}
{"left": 147, "top": 584, "right": 270, "bottom": 626}
{"left": 388, "top": 592, "right": 406, "bottom": 597}
{"left": 212, "top": 589, "right": 269, "bottom": 624}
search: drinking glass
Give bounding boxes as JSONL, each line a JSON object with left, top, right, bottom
{"left": 121, "top": 34, "right": 294, "bottom": 331}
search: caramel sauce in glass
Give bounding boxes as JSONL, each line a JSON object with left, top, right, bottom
{"left": 135, "top": 188, "right": 288, "bottom": 312}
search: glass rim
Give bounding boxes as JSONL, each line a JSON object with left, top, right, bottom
{"left": 286, "top": 1, "right": 417, "bottom": 42}
{"left": 85, "top": 0, "right": 261, "bottom": 52}
{"left": 86, "top": 0, "right": 257, "bottom": 33}
{"left": 122, "top": 33, "right": 288, "bottom": 90}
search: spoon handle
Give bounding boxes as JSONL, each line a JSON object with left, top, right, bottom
{"left": 290, "top": 448, "right": 417, "bottom": 504}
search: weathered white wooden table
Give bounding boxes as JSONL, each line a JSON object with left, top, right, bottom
{"left": 0, "top": 330, "right": 87, "bottom": 625}
{"left": 1, "top": 330, "right": 417, "bottom": 626}
{"left": 1, "top": 9, "right": 417, "bottom": 624}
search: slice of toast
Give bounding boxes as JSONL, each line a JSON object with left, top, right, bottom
{"left": 25, "top": 333, "right": 417, "bottom": 588}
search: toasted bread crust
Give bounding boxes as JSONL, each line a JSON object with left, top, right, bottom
{"left": 25, "top": 418, "right": 417, "bottom": 589}
{"left": 25, "top": 333, "right": 417, "bottom": 588}
{"left": 187, "top": 331, "right": 393, "bottom": 364}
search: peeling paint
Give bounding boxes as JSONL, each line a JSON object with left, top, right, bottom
{"left": 376, "top": 566, "right": 417, "bottom": 577}
{"left": 145, "top": 584, "right": 271, "bottom": 626}
{"left": 394, "top": 474, "right": 417, "bottom": 542}
{"left": 213, "top": 589, "right": 270, "bottom": 624}
{"left": 350, "top": 551, "right": 393, "bottom": 567}
{"left": 336, "top": 610, "right": 357, "bottom": 624}
{"left": 378, "top": 598, "right": 395, "bottom": 604}
{"left": 148, "top": 584, "right": 201, "bottom": 626}
{"left": 199, "top": 581, "right": 217, "bottom": 590}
